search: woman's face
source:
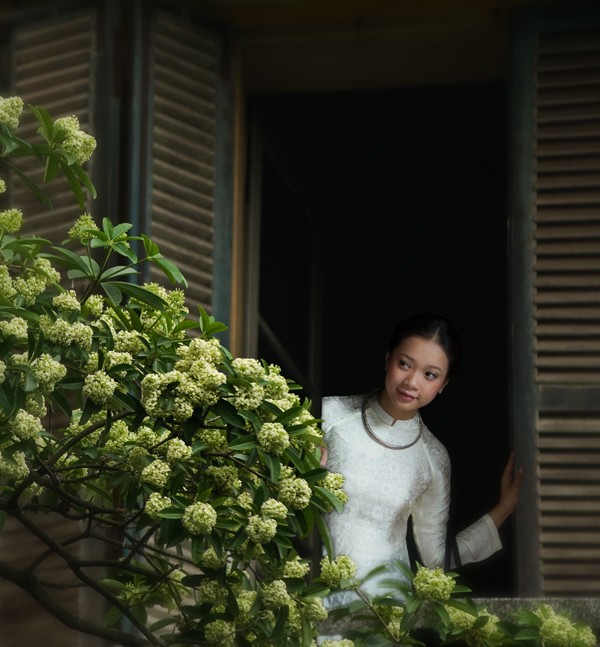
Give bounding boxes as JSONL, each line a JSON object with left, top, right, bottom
{"left": 379, "top": 335, "right": 449, "bottom": 421}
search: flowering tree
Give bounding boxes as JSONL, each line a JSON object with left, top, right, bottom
{"left": 0, "top": 96, "right": 349, "bottom": 646}
{"left": 1, "top": 96, "right": 597, "bottom": 647}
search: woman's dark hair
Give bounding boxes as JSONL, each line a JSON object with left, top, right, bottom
{"left": 386, "top": 313, "right": 462, "bottom": 380}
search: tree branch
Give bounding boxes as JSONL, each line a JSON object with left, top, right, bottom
{"left": 0, "top": 559, "right": 162, "bottom": 647}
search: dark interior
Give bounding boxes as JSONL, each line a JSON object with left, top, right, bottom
{"left": 253, "top": 82, "right": 515, "bottom": 595}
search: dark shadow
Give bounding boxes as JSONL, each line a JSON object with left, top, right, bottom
{"left": 252, "top": 82, "right": 514, "bottom": 595}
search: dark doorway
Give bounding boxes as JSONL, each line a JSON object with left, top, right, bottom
{"left": 251, "top": 81, "right": 514, "bottom": 595}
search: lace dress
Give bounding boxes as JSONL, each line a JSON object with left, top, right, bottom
{"left": 322, "top": 393, "right": 501, "bottom": 607}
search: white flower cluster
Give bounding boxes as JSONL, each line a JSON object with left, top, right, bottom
{"left": 0, "top": 450, "right": 29, "bottom": 482}
{"left": 319, "top": 555, "right": 357, "bottom": 588}
{"left": 52, "top": 289, "right": 81, "bottom": 311}
{"left": 277, "top": 469, "right": 312, "bottom": 510}
{"left": 413, "top": 565, "right": 456, "bottom": 602}
{"left": 318, "top": 471, "right": 348, "bottom": 509}
{"left": 246, "top": 515, "right": 277, "bottom": 544}
{"left": 445, "top": 605, "right": 501, "bottom": 647}
{"left": 282, "top": 556, "right": 310, "bottom": 579}
{"left": 257, "top": 422, "right": 290, "bottom": 455}
{"left": 67, "top": 213, "right": 100, "bottom": 244}
{"left": 164, "top": 438, "right": 193, "bottom": 464}
{"left": 195, "top": 427, "right": 228, "bottom": 452}
{"left": 0, "top": 208, "right": 23, "bottom": 234}
{"left": 261, "top": 498, "right": 288, "bottom": 520}
{"left": 0, "top": 316, "right": 28, "bottom": 338}
{"left": 535, "top": 604, "right": 597, "bottom": 647}
{"left": 54, "top": 115, "right": 96, "bottom": 165}
{"left": 230, "top": 381, "right": 264, "bottom": 410}
{"left": 145, "top": 492, "right": 172, "bottom": 520}
{"left": 83, "top": 371, "right": 118, "bottom": 405}
{"left": 0, "top": 265, "right": 16, "bottom": 299}
{"left": 39, "top": 315, "right": 92, "bottom": 350}
{"left": 141, "top": 359, "right": 226, "bottom": 422}
{"left": 31, "top": 353, "right": 67, "bottom": 394}
{"left": 141, "top": 459, "right": 171, "bottom": 488}
{"left": 9, "top": 409, "right": 43, "bottom": 441}
{"left": 206, "top": 465, "right": 241, "bottom": 493}
{"left": 182, "top": 501, "right": 218, "bottom": 536}
{"left": 204, "top": 619, "right": 236, "bottom": 647}
{"left": 262, "top": 579, "right": 291, "bottom": 609}
{"left": 0, "top": 96, "right": 24, "bottom": 129}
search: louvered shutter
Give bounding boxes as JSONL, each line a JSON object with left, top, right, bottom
{"left": 147, "top": 12, "right": 219, "bottom": 314}
{"left": 534, "top": 26, "right": 600, "bottom": 596}
{"left": 0, "top": 12, "right": 98, "bottom": 646}
{"left": 11, "top": 12, "right": 96, "bottom": 241}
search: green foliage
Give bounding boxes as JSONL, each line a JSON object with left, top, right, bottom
{"left": 321, "top": 562, "right": 597, "bottom": 647}
{"left": 0, "top": 97, "right": 596, "bottom": 647}
{"left": 0, "top": 98, "right": 347, "bottom": 646}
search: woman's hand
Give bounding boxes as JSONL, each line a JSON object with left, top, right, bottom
{"left": 489, "top": 451, "right": 524, "bottom": 528}
{"left": 319, "top": 445, "right": 328, "bottom": 467}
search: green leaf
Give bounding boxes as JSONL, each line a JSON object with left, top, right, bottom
{"left": 262, "top": 452, "right": 281, "bottom": 482}
{"left": 108, "top": 281, "right": 167, "bottom": 309}
{"left": 44, "top": 153, "right": 59, "bottom": 182}
{"left": 141, "top": 234, "right": 160, "bottom": 257}
{"left": 103, "top": 605, "right": 122, "bottom": 628}
{"left": 45, "top": 247, "right": 97, "bottom": 275}
{"left": 149, "top": 617, "right": 177, "bottom": 632}
{"left": 229, "top": 435, "right": 258, "bottom": 451}
{"left": 153, "top": 255, "right": 188, "bottom": 286}
{"left": 108, "top": 391, "right": 138, "bottom": 413}
{"left": 314, "top": 486, "right": 345, "bottom": 513}
{"left": 99, "top": 265, "right": 139, "bottom": 281}
{"left": 99, "top": 578, "right": 125, "bottom": 592}
{"left": 514, "top": 628, "right": 543, "bottom": 641}
{"left": 158, "top": 508, "right": 185, "bottom": 519}
{"left": 0, "top": 334, "right": 17, "bottom": 358}
{"left": 30, "top": 104, "right": 55, "bottom": 143}
{"left": 102, "top": 282, "right": 123, "bottom": 305}
{"left": 315, "top": 512, "right": 334, "bottom": 558}
{"left": 212, "top": 400, "right": 245, "bottom": 428}
{"left": 112, "top": 241, "right": 138, "bottom": 262}
{"left": 3, "top": 160, "right": 52, "bottom": 208}
{"left": 71, "top": 162, "right": 97, "bottom": 199}
{"left": 85, "top": 481, "right": 113, "bottom": 504}
{"left": 271, "top": 605, "right": 289, "bottom": 641}
{"left": 59, "top": 159, "right": 86, "bottom": 209}
{"left": 48, "top": 390, "right": 73, "bottom": 418}
{"left": 111, "top": 222, "right": 134, "bottom": 238}
{"left": 12, "top": 364, "right": 38, "bottom": 392}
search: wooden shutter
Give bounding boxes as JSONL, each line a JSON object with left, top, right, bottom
{"left": 534, "top": 26, "right": 600, "bottom": 596}
{"left": 148, "top": 12, "right": 220, "bottom": 314}
{"left": 0, "top": 12, "right": 98, "bottom": 647}
{"left": 11, "top": 12, "right": 96, "bottom": 242}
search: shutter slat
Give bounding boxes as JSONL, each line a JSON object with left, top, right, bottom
{"left": 12, "top": 13, "right": 95, "bottom": 243}
{"left": 534, "top": 27, "right": 600, "bottom": 597}
{"left": 149, "top": 13, "right": 220, "bottom": 314}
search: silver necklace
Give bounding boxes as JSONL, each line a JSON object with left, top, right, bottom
{"left": 361, "top": 391, "right": 423, "bottom": 450}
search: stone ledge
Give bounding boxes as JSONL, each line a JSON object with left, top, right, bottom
{"left": 475, "top": 597, "right": 600, "bottom": 633}
{"left": 320, "top": 597, "right": 600, "bottom": 639}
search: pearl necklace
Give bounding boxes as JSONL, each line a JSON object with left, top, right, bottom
{"left": 361, "top": 392, "right": 423, "bottom": 450}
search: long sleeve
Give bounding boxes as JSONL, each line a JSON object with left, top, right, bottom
{"left": 411, "top": 439, "right": 451, "bottom": 567}
{"left": 411, "top": 437, "right": 502, "bottom": 568}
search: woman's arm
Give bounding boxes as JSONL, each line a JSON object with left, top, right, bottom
{"left": 488, "top": 451, "right": 524, "bottom": 528}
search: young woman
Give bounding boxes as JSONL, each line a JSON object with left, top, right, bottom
{"left": 320, "top": 312, "right": 523, "bottom": 605}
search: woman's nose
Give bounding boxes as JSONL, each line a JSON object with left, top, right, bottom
{"left": 402, "top": 370, "right": 417, "bottom": 386}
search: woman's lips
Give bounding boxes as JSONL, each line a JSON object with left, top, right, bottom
{"left": 397, "top": 389, "right": 417, "bottom": 401}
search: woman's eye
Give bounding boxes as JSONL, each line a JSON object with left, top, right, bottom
{"left": 425, "top": 372, "right": 438, "bottom": 380}
{"left": 399, "top": 360, "right": 410, "bottom": 368}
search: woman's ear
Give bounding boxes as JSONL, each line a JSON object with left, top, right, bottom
{"left": 439, "top": 379, "right": 449, "bottom": 395}
{"left": 384, "top": 352, "right": 390, "bottom": 371}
